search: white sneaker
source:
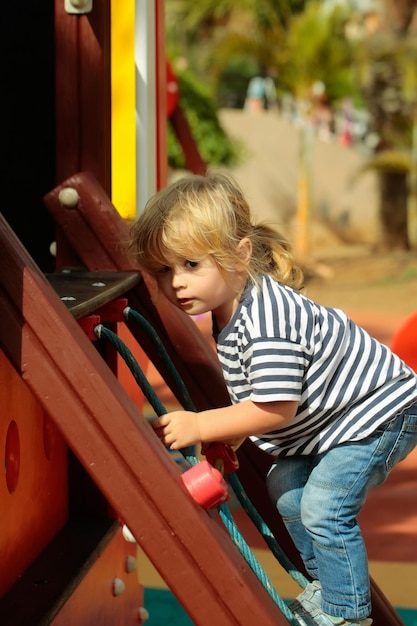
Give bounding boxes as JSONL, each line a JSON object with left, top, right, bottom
{"left": 289, "top": 581, "right": 373, "bottom": 626}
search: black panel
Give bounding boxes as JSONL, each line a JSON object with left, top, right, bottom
{"left": 1, "top": 2, "right": 56, "bottom": 272}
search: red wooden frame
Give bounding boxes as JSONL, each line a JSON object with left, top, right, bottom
{"left": 0, "top": 0, "right": 404, "bottom": 622}
{"left": 41, "top": 171, "right": 404, "bottom": 626}
{"left": 0, "top": 210, "right": 287, "bottom": 625}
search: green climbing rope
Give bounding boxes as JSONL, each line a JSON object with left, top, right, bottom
{"left": 126, "top": 307, "right": 195, "bottom": 412}
{"left": 123, "top": 306, "right": 308, "bottom": 590}
{"left": 95, "top": 313, "right": 307, "bottom": 625}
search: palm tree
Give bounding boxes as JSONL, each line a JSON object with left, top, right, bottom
{"left": 274, "top": 2, "right": 358, "bottom": 260}
{"left": 166, "top": 1, "right": 359, "bottom": 259}
{"left": 354, "top": 11, "right": 417, "bottom": 250}
{"left": 167, "top": 0, "right": 417, "bottom": 251}
{"left": 167, "top": 1, "right": 357, "bottom": 106}
{"left": 166, "top": 0, "right": 306, "bottom": 90}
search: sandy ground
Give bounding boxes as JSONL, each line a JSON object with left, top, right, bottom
{"left": 305, "top": 250, "right": 417, "bottom": 319}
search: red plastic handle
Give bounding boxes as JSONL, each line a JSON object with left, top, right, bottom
{"left": 201, "top": 442, "right": 239, "bottom": 476}
{"left": 181, "top": 460, "right": 230, "bottom": 509}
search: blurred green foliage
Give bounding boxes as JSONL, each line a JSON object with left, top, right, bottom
{"left": 168, "top": 67, "right": 243, "bottom": 170}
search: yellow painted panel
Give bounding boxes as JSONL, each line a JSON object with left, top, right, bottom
{"left": 111, "top": 1, "right": 136, "bottom": 220}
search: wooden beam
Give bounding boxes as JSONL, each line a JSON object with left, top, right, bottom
{"left": 0, "top": 212, "right": 288, "bottom": 625}
{"left": 54, "top": 0, "right": 111, "bottom": 191}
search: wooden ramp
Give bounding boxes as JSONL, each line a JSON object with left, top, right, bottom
{"left": 0, "top": 171, "right": 404, "bottom": 625}
{"left": 0, "top": 218, "right": 285, "bottom": 624}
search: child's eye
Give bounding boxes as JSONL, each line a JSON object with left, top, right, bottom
{"left": 156, "top": 265, "right": 171, "bottom": 274}
{"left": 185, "top": 260, "right": 199, "bottom": 269}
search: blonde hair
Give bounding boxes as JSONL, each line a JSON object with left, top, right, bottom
{"left": 129, "top": 172, "right": 304, "bottom": 290}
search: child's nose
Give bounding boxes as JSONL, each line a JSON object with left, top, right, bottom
{"left": 171, "top": 268, "right": 185, "bottom": 288}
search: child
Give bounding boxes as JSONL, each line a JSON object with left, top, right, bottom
{"left": 129, "top": 172, "right": 417, "bottom": 626}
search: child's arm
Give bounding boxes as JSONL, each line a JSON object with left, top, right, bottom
{"left": 151, "top": 399, "right": 298, "bottom": 450}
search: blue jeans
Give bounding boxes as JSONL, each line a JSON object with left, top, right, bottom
{"left": 266, "top": 404, "right": 417, "bottom": 620}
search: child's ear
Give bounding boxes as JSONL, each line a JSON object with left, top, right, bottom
{"left": 235, "top": 237, "right": 252, "bottom": 270}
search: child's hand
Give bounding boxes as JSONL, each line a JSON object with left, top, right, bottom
{"left": 152, "top": 411, "right": 201, "bottom": 450}
{"left": 225, "top": 438, "right": 245, "bottom": 451}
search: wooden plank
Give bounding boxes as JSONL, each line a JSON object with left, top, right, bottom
{"left": 49, "top": 525, "right": 142, "bottom": 626}
{"left": 44, "top": 171, "right": 132, "bottom": 272}
{"left": 0, "top": 214, "right": 288, "bottom": 624}
{"left": 0, "top": 351, "right": 68, "bottom": 598}
{"left": 43, "top": 171, "right": 231, "bottom": 409}
{"left": 47, "top": 270, "right": 140, "bottom": 319}
{"left": 54, "top": 0, "right": 111, "bottom": 192}
{"left": 78, "top": 1, "right": 111, "bottom": 189}
{"left": 170, "top": 105, "right": 207, "bottom": 175}
{"left": 54, "top": 0, "right": 112, "bottom": 269}
{"left": 0, "top": 519, "right": 116, "bottom": 626}
{"left": 54, "top": 0, "right": 80, "bottom": 185}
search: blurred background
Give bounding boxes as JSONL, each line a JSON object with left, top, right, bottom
{"left": 164, "top": 0, "right": 417, "bottom": 262}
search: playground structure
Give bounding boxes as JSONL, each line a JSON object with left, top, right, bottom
{"left": 0, "top": 2, "right": 410, "bottom": 624}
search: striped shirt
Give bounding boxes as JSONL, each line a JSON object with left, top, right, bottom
{"left": 215, "top": 275, "right": 417, "bottom": 457}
